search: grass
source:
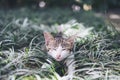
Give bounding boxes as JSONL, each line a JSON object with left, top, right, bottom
{"left": 0, "top": 7, "right": 120, "bottom": 80}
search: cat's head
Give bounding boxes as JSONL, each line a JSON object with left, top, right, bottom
{"left": 43, "top": 32, "right": 75, "bottom": 61}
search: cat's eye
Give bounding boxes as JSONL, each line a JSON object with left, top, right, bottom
{"left": 53, "top": 48, "right": 57, "bottom": 50}
{"left": 62, "top": 43, "right": 70, "bottom": 47}
{"left": 62, "top": 48, "right": 66, "bottom": 50}
{"left": 48, "top": 48, "right": 50, "bottom": 49}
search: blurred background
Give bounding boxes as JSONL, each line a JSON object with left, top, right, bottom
{"left": 0, "top": 0, "right": 120, "bottom": 10}
{"left": 0, "top": 0, "right": 120, "bottom": 30}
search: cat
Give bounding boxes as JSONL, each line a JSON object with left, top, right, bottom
{"left": 43, "top": 32, "right": 75, "bottom": 80}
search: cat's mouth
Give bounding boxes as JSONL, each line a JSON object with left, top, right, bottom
{"left": 55, "top": 58, "right": 63, "bottom": 61}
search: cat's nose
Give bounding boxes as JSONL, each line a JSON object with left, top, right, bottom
{"left": 56, "top": 54, "right": 61, "bottom": 59}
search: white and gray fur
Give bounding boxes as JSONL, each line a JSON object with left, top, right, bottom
{"left": 43, "top": 32, "right": 75, "bottom": 80}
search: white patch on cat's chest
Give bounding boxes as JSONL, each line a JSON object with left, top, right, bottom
{"left": 48, "top": 44, "right": 70, "bottom": 61}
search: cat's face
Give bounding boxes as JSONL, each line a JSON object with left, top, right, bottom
{"left": 43, "top": 32, "right": 74, "bottom": 61}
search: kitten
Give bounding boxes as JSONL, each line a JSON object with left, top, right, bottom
{"left": 43, "top": 32, "right": 75, "bottom": 80}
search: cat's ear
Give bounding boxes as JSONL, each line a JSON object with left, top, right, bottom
{"left": 43, "top": 32, "right": 54, "bottom": 45}
{"left": 67, "top": 36, "right": 76, "bottom": 45}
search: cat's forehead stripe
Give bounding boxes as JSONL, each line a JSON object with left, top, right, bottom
{"left": 55, "top": 37, "right": 66, "bottom": 45}
{"left": 55, "top": 37, "right": 63, "bottom": 42}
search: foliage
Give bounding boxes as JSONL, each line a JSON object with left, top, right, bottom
{"left": 0, "top": 8, "right": 120, "bottom": 80}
